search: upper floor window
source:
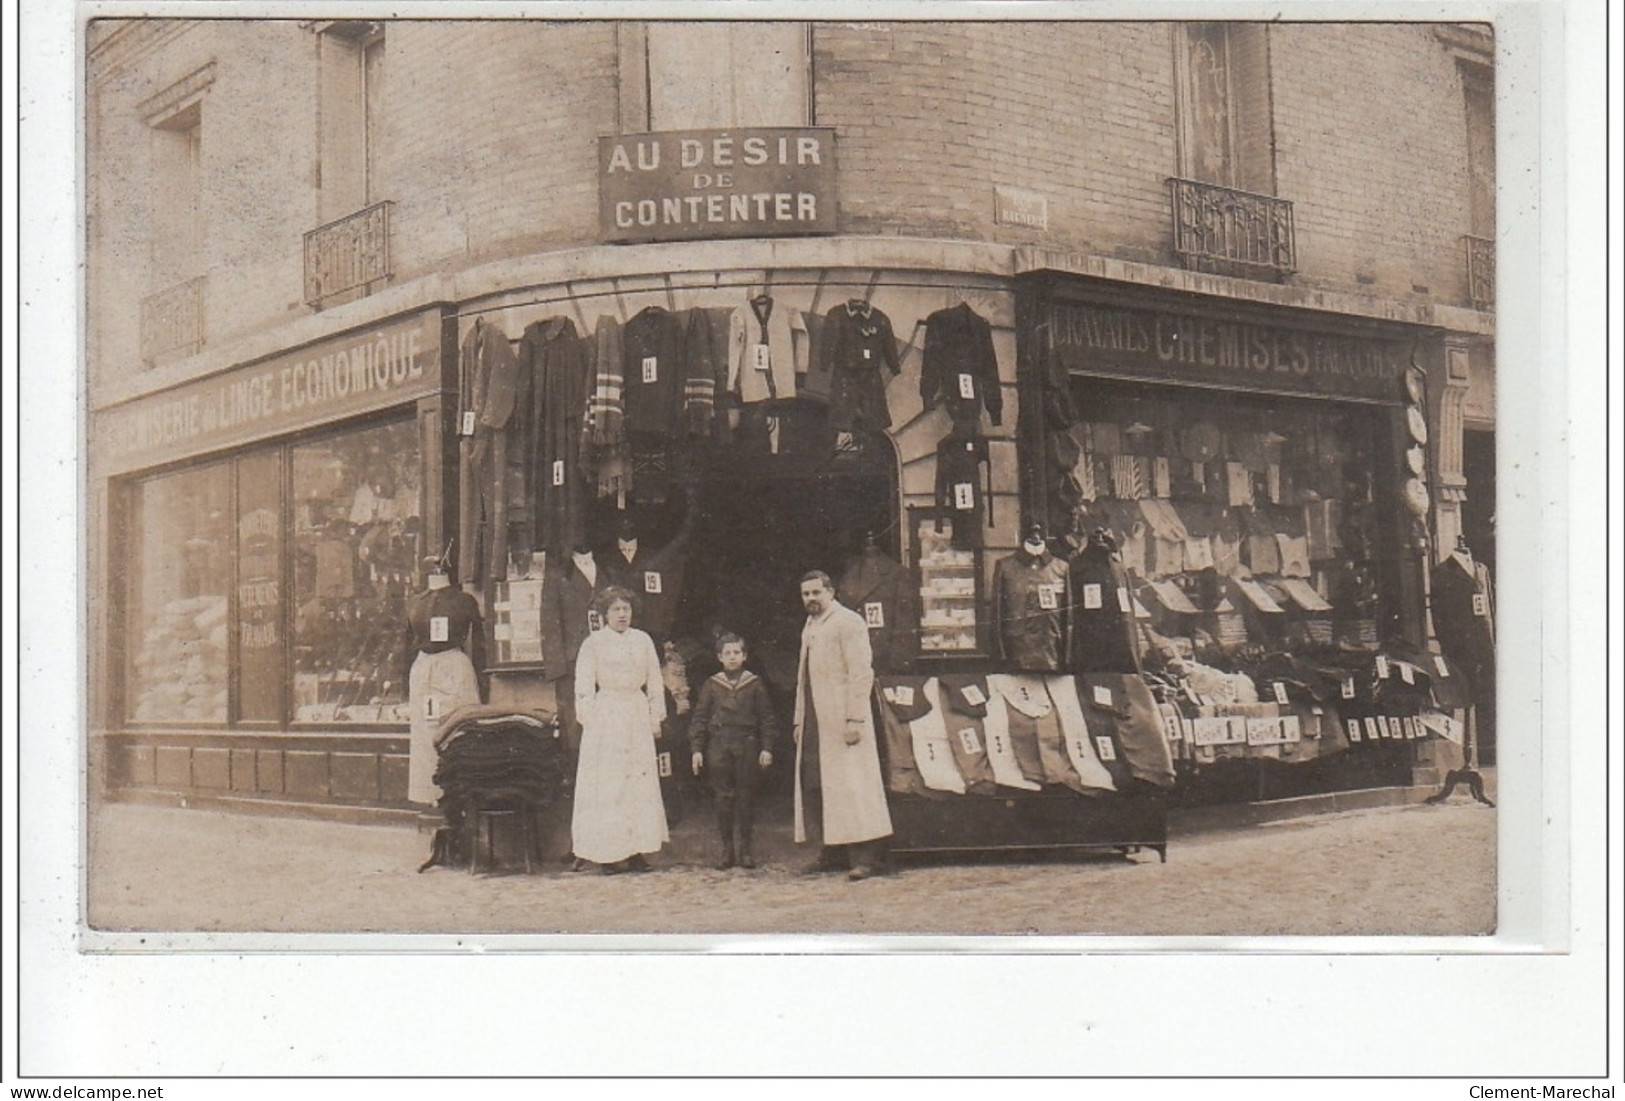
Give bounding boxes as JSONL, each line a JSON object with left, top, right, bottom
{"left": 1461, "top": 63, "right": 1494, "bottom": 239}
{"left": 1175, "top": 22, "right": 1276, "bottom": 195}
{"left": 317, "top": 21, "right": 385, "bottom": 220}
{"left": 619, "top": 22, "right": 811, "bottom": 131}
{"left": 139, "top": 62, "right": 214, "bottom": 287}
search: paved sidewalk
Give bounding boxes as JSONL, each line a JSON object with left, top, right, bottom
{"left": 85, "top": 791, "right": 1497, "bottom": 938}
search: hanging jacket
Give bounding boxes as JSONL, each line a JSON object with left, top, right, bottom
{"left": 991, "top": 549, "right": 1069, "bottom": 672}
{"left": 1067, "top": 540, "right": 1143, "bottom": 674}
{"left": 681, "top": 309, "right": 718, "bottom": 438}
{"left": 934, "top": 433, "right": 991, "bottom": 549}
{"left": 728, "top": 296, "right": 806, "bottom": 404}
{"left": 837, "top": 546, "right": 919, "bottom": 673}
{"left": 822, "top": 300, "right": 900, "bottom": 432}
{"left": 920, "top": 302, "right": 1002, "bottom": 430}
{"left": 585, "top": 315, "right": 625, "bottom": 452}
{"left": 1430, "top": 553, "right": 1496, "bottom": 686}
{"left": 1044, "top": 674, "right": 1121, "bottom": 793}
{"left": 600, "top": 530, "right": 692, "bottom": 645}
{"left": 621, "top": 306, "right": 689, "bottom": 437}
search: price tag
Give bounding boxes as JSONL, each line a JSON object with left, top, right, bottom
{"left": 641, "top": 356, "right": 659, "bottom": 383}
{"left": 1094, "top": 737, "right": 1118, "bottom": 762}
{"left": 961, "top": 684, "right": 987, "bottom": 707}
{"left": 424, "top": 695, "right": 438, "bottom": 719}
{"left": 957, "top": 727, "right": 983, "bottom": 755}
{"left": 1364, "top": 717, "right": 1380, "bottom": 740}
{"left": 644, "top": 571, "right": 662, "bottom": 595}
{"left": 1281, "top": 716, "right": 1302, "bottom": 743}
{"left": 1117, "top": 587, "right": 1132, "bottom": 613}
{"left": 429, "top": 615, "right": 450, "bottom": 643}
{"left": 1403, "top": 717, "right": 1418, "bottom": 739}
{"left": 954, "top": 483, "right": 975, "bottom": 510}
{"left": 894, "top": 685, "right": 915, "bottom": 707}
{"left": 1472, "top": 593, "right": 1489, "bottom": 617}
{"left": 957, "top": 373, "right": 976, "bottom": 400}
{"left": 1434, "top": 655, "right": 1451, "bottom": 677}
{"left": 1341, "top": 677, "right": 1356, "bottom": 700}
{"left": 657, "top": 751, "right": 672, "bottom": 779}
{"left": 1375, "top": 654, "right": 1390, "bottom": 680}
{"left": 552, "top": 460, "right": 565, "bottom": 487}
{"left": 461, "top": 411, "right": 476, "bottom": 436}
{"left": 1037, "top": 584, "right": 1058, "bottom": 611}
{"left": 1347, "top": 719, "right": 1362, "bottom": 743}
{"left": 588, "top": 610, "right": 603, "bottom": 633}
{"left": 1083, "top": 584, "right": 1103, "bottom": 610}
{"left": 864, "top": 602, "right": 885, "bottom": 628}
{"left": 862, "top": 347, "right": 873, "bottom": 361}
{"left": 1091, "top": 684, "right": 1114, "bottom": 708}
{"left": 1399, "top": 663, "right": 1415, "bottom": 685}
{"left": 752, "top": 344, "right": 770, "bottom": 372}
{"left": 1273, "top": 682, "right": 1289, "bottom": 705}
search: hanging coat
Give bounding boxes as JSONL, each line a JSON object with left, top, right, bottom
{"left": 792, "top": 601, "right": 894, "bottom": 845}
{"left": 600, "top": 529, "right": 692, "bottom": 645}
{"left": 621, "top": 306, "right": 689, "bottom": 438}
{"left": 837, "top": 546, "right": 919, "bottom": 673}
{"left": 991, "top": 550, "right": 1069, "bottom": 671}
{"left": 458, "top": 318, "right": 520, "bottom": 584}
{"left": 920, "top": 302, "right": 1002, "bottom": 430}
{"left": 538, "top": 557, "right": 611, "bottom": 682}
{"left": 822, "top": 300, "right": 900, "bottom": 432}
{"left": 1067, "top": 541, "right": 1143, "bottom": 674}
{"left": 522, "top": 317, "right": 591, "bottom": 558}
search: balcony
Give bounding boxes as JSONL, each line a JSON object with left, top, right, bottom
{"left": 303, "top": 200, "right": 393, "bottom": 307}
{"left": 1463, "top": 235, "right": 1494, "bottom": 311}
{"left": 1168, "top": 178, "right": 1296, "bottom": 280}
{"left": 140, "top": 275, "right": 205, "bottom": 365}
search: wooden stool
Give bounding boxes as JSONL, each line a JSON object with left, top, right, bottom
{"left": 468, "top": 795, "right": 538, "bottom": 875}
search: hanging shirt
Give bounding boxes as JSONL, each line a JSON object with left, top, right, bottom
{"left": 821, "top": 300, "right": 900, "bottom": 432}
{"left": 990, "top": 550, "right": 1069, "bottom": 672}
{"left": 920, "top": 302, "right": 1002, "bottom": 429}
{"left": 934, "top": 433, "right": 992, "bottom": 549}
{"left": 728, "top": 297, "right": 806, "bottom": 404}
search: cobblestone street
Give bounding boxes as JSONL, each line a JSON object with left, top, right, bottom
{"left": 86, "top": 793, "right": 1496, "bottom": 938}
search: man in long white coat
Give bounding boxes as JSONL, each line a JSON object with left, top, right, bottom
{"left": 793, "top": 570, "right": 893, "bottom": 880}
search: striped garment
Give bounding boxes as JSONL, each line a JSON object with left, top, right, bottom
{"left": 585, "top": 314, "right": 625, "bottom": 450}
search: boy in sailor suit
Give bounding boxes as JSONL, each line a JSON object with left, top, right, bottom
{"left": 688, "top": 633, "right": 778, "bottom": 869}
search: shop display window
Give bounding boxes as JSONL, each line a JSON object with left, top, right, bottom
{"left": 124, "top": 462, "right": 233, "bottom": 723}
{"left": 120, "top": 417, "right": 422, "bottom": 729}
{"left": 912, "top": 508, "right": 986, "bottom": 658}
{"left": 291, "top": 419, "right": 421, "bottom": 724}
{"left": 1057, "top": 378, "right": 1398, "bottom": 661}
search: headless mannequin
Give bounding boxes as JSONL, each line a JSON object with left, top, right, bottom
{"left": 573, "top": 547, "right": 598, "bottom": 587}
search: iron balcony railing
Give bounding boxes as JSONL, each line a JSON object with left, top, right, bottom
{"left": 303, "top": 200, "right": 393, "bottom": 307}
{"left": 139, "top": 274, "right": 205, "bottom": 364}
{"left": 1168, "top": 177, "right": 1297, "bottom": 278}
{"left": 1463, "top": 235, "right": 1494, "bottom": 311}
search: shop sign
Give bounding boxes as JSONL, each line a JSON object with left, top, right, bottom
{"left": 1046, "top": 300, "right": 1407, "bottom": 402}
{"left": 994, "top": 186, "right": 1048, "bottom": 230}
{"left": 599, "top": 127, "right": 837, "bottom": 243}
{"left": 95, "top": 309, "right": 443, "bottom": 474}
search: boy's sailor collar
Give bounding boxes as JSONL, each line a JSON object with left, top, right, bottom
{"left": 710, "top": 669, "right": 758, "bottom": 689}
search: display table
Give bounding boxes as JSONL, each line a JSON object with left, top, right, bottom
{"left": 885, "top": 786, "right": 1168, "bottom": 863}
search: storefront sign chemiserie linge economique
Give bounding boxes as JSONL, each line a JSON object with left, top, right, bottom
{"left": 1047, "top": 300, "right": 1408, "bottom": 402}
{"left": 95, "top": 309, "right": 443, "bottom": 473}
{"left": 599, "top": 127, "right": 837, "bottom": 243}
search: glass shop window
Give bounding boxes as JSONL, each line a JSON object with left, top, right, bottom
{"left": 291, "top": 419, "right": 422, "bottom": 724}
{"left": 124, "top": 462, "right": 233, "bottom": 724}
{"left": 1060, "top": 378, "right": 1394, "bottom": 660}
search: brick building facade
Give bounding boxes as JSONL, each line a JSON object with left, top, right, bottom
{"left": 86, "top": 18, "right": 1497, "bottom": 824}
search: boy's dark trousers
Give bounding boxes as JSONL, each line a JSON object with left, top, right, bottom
{"left": 707, "top": 731, "right": 762, "bottom": 866}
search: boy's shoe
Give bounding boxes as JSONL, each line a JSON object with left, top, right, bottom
{"left": 800, "top": 848, "right": 844, "bottom": 875}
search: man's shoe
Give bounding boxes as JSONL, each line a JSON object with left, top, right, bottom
{"left": 738, "top": 853, "right": 757, "bottom": 869}
{"left": 847, "top": 864, "right": 874, "bottom": 881}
